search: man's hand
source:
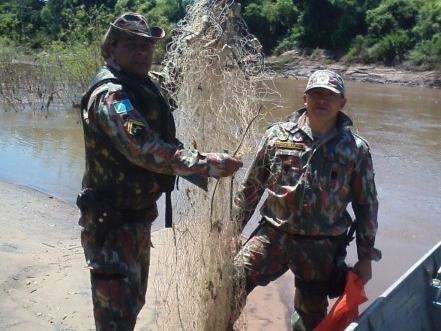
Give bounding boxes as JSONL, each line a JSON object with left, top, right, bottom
{"left": 206, "top": 153, "right": 243, "bottom": 178}
{"left": 353, "top": 258, "right": 372, "bottom": 285}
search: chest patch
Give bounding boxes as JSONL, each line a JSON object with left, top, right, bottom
{"left": 275, "top": 141, "right": 306, "bottom": 151}
{"left": 112, "top": 99, "right": 134, "bottom": 114}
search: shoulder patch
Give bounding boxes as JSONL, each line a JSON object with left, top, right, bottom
{"left": 106, "top": 82, "right": 124, "bottom": 93}
{"left": 267, "top": 122, "right": 289, "bottom": 141}
{"left": 266, "top": 121, "right": 283, "bottom": 130}
{"left": 281, "top": 121, "right": 296, "bottom": 132}
{"left": 352, "top": 131, "right": 370, "bottom": 147}
{"left": 112, "top": 99, "right": 134, "bottom": 115}
{"left": 149, "top": 71, "right": 165, "bottom": 80}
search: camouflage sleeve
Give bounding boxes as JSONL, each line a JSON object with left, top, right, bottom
{"left": 233, "top": 135, "right": 271, "bottom": 230}
{"left": 351, "top": 142, "right": 381, "bottom": 261}
{"left": 93, "top": 84, "right": 209, "bottom": 177}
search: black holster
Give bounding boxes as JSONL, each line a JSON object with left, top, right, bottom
{"left": 77, "top": 188, "right": 149, "bottom": 246}
{"left": 327, "top": 258, "right": 349, "bottom": 299}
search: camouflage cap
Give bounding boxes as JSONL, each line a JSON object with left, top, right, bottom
{"left": 305, "top": 70, "right": 345, "bottom": 96}
{"left": 109, "top": 12, "right": 165, "bottom": 41}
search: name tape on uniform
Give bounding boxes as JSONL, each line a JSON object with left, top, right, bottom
{"left": 275, "top": 141, "right": 306, "bottom": 151}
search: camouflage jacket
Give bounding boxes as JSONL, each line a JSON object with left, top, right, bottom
{"left": 234, "top": 108, "right": 381, "bottom": 261}
{"left": 80, "top": 66, "right": 210, "bottom": 210}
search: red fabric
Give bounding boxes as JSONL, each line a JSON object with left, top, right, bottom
{"left": 314, "top": 271, "right": 368, "bottom": 331}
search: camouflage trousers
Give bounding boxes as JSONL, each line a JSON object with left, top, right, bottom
{"left": 232, "top": 223, "right": 346, "bottom": 331}
{"left": 79, "top": 207, "right": 156, "bottom": 331}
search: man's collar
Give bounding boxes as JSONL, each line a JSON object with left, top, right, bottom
{"left": 104, "top": 64, "right": 149, "bottom": 83}
{"left": 286, "top": 108, "right": 353, "bottom": 138}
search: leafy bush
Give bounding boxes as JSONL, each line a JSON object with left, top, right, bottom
{"left": 408, "top": 33, "right": 441, "bottom": 68}
{"left": 273, "top": 27, "right": 299, "bottom": 55}
{"left": 243, "top": 0, "right": 299, "bottom": 54}
{"left": 412, "top": 1, "right": 441, "bottom": 42}
{"left": 346, "top": 35, "right": 372, "bottom": 62}
{"left": 366, "top": 30, "right": 412, "bottom": 64}
{"left": 407, "top": 1, "right": 441, "bottom": 67}
{"left": 366, "top": 0, "right": 419, "bottom": 35}
{"left": 347, "top": 0, "right": 434, "bottom": 65}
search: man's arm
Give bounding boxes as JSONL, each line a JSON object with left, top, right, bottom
{"left": 92, "top": 85, "right": 241, "bottom": 178}
{"left": 351, "top": 141, "right": 381, "bottom": 283}
{"left": 233, "top": 135, "right": 271, "bottom": 230}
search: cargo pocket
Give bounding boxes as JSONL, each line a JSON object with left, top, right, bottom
{"left": 319, "top": 157, "right": 349, "bottom": 193}
{"left": 273, "top": 149, "right": 303, "bottom": 186}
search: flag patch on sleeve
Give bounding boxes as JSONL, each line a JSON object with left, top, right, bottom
{"left": 112, "top": 99, "right": 134, "bottom": 114}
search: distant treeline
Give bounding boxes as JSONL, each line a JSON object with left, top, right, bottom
{"left": 0, "top": 0, "right": 440, "bottom": 68}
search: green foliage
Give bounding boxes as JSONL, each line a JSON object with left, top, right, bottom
{"left": 346, "top": 0, "right": 441, "bottom": 67}
{"left": 408, "top": 1, "right": 441, "bottom": 67}
{"left": 412, "top": 1, "right": 441, "bottom": 41}
{"left": 243, "top": 0, "right": 299, "bottom": 53}
{"left": 408, "top": 33, "right": 441, "bottom": 68}
{"left": 281, "top": 0, "right": 381, "bottom": 53}
{"left": 0, "top": 0, "right": 45, "bottom": 46}
{"left": 41, "top": 41, "right": 103, "bottom": 91}
{"left": 366, "top": 0, "right": 418, "bottom": 36}
{"left": 273, "top": 26, "right": 299, "bottom": 55}
{"left": 0, "top": 0, "right": 439, "bottom": 68}
{"left": 367, "top": 30, "right": 413, "bottom": 64}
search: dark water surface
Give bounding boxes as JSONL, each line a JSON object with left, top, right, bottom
{"left": 1, "top": 79, "right": 440, "bottom": 314}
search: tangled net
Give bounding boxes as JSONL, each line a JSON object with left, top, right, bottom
{"left": 151, "top": 1, "right": 280, "bottom": 330}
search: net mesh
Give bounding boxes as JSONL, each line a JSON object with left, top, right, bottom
{"left": 152, "top": 1, "right": 280, "bottom": 329}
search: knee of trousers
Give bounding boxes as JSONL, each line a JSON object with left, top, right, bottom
{"left": 291, "top": 309, "right": 327, "bottom": 331}
{"left": 90, "top": 272, "right": 145, "bottom": 316}
{"left": 233, "top": 258, "right": 273, "bottom": 295}
{"left": 294, "top": 287, "right": 328, "bottom": 314}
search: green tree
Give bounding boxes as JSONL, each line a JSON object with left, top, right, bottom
{"left": 243, "top": 0, "right": 299, "bottom": 53}
{"left": 347, "top": 0, "right": 429, "bottom": 65}
{"left": 0, "top": 0, "right": 45, "bottom": 46}
{"left": 366, "top": 0, "right": 419, "bottom": 36}
{"left": 294, "top": 0, "right": 380, "bottom": 51}
{"left": 408, "top": 0, "right": 441, "bottom": 67}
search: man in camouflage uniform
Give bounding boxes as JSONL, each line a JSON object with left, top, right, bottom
{"left": 77, "top": 13, "right": 242, "bottom": 330}
{"left": 231, "top": 70, "right": 381, "bottom": 330}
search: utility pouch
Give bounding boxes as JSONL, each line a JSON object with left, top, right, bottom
{"left": 327, "top": 259, "right": 349, "bottom": 298}
{"left": 295, "top": 254, "right": 349, "bottom": 299}
{"left": 76, "top": 188, "right": 101, "bottom": 212}
{"left": 77, "top": 188, "right": 115, "bottom": 247}
{"left": 294, "top": 232, "right": 350, "bottom": 298}
{"left": 327, "top": 230, "right": 351, "bottom": 298}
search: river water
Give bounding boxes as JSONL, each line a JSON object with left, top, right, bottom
{"left": 1, "top": 79, "right": 440, "bottom": 324}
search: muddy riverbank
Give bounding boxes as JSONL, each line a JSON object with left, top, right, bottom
{"left": 0, "top": 180, "right": 289, "bottom": 330}
{"left": 267, "top": 50, "right": 441, "bottom": 88}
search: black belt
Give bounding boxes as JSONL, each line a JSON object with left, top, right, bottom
{"left": 247, "top": 219, "right": 350, "bottom": 242}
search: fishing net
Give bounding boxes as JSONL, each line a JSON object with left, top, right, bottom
{"left": 151, "top": 1, "right": 279, "bottom": 329}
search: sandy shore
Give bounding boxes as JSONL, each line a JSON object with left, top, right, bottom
{"left": 267, "top": 50, "right": 441, "bottom": 88}
{"left": 0, "top": 181, "right": 290, "bottom": 330}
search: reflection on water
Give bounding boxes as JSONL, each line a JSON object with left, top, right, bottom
{"left": 0, "top": 79, "right": 440, "bottom": 313}
{"left": 0, "top": 109, "right": 84, "bottom": 201}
